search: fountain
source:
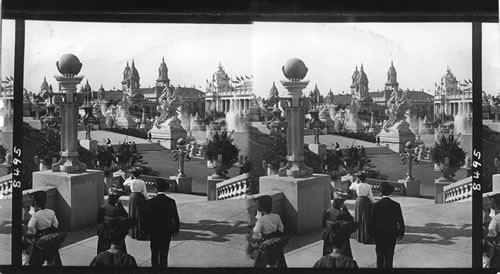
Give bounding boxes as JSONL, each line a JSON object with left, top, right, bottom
{"left": 225, "top": 94, "right": 246, "bottom": 132}
{"left": 453, "top": 99, "right": 472, "bottom": 155}
{"left": 114, "top": 93, "right": 137, "bottom": 128}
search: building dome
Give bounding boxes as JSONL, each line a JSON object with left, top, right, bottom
{"left": 56, "top": 53, "right": 82, "bottom": 77}
{"left": 386, "top": 61, "right": 398, "bottom": 85}
{"left": 40, "top": 76, "right": 49, "bottom": 92}
{"left": 123, "top": 61, "right": 130, "bottom": 79}
{"left": 282, "top": 58, "right": 308, "bottom": 80}
{"left": 313, "top": 84, "right": 321, "bottom": 98}
{"left": 158, "top": 56, "right": 169, "bottom": 81}
{"left": 130, "top": 59, "right": 140, "bottom": 79}
{"left": 84, "top": 79, "right": 91, "bottom": 92}
{"left": 269, "top": 81, "right": 279, "bottom": 97}
{"left": 359, "top": 64, "right": 368, "bottom": 82}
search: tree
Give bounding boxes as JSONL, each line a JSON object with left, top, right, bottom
{"left": 262, "top": 133, "right": 287, "bottom": 171}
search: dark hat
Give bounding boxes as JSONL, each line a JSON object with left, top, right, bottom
{"left": 130, "top": 167, "right": 142, "bottom": 177}
{"left": 333, "top": 189, "right": 351, "bottom": 201}
{"left": 488, "top": 193, "right": 500, "bottom": 208}
{"left": 109, "top": 217, "right": 136, "bottom": 242}
{"left": 255, "top": 195, "right": 272, "bottom": 213}
{"left": 380, "top": 182, "right": 395, "bottom": 195}
{"left": 356, "top": 172, "right": 367, "bottom": 182}
{"left": 155, "top": 178, "right": 172, "bottom": 191}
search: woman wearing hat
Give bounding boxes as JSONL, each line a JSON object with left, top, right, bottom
{"left": 348, "top": 172, "right": 374, "bottom": 244}
{"left": 90, "top": 218, "right": 137, "bottom": 267}
{"left": 313, "top": 221, "right": 359, "bottom": 268}
{"left": 252, "top": 195, "right": 287, "bottom": 268}
{"left": 96, "top": 186, "right": 129, "bottom": 254}
{"left": 25, "top": 190, "right": 63, "bottom": 266}
{"left": 123, "top": 168, "right": 148, "bottom": 240}
{"left": 322, "top": 190, "right": 354, "bottom": 257}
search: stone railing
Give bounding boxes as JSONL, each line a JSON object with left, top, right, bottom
{"left": 216, "top": 172, "right": 252, "bottom": 200}
{"left": 138, "top": 175, "right": 177, "bottom": 193}
{"left": 443, "top": 176, "right": 472, "bottom": 203}
{"left": 365, "top": 178, "right": 406, "bottom": 196}
{"left": 0, "top": 174, "right": 13, "bottom": 199}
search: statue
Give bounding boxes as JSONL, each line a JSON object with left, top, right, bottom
{"left": 85, "top": 123, "right": 92, "bottom": 140}
{"left": 383, "top": 89, "right": 410, "bottom": 131}
{"left": 154, "top": 86, "right": 183, "bottom": 129}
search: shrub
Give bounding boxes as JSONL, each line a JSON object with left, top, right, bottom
{"left": 204, "top": 129, "right": 240, "bottom": 171}
{"left": 430, "top": 134, "right": 466, "bottom": 173}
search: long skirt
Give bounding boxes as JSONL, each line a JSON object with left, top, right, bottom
{"left": 353, "top": 196, "right": 372, "bottom": 244}
{"left": 128, "top": 192, "right": 146, "bottom": 240}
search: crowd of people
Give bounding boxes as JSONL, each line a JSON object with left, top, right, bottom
{"left": 22, "top": 168, "right": 180, "bottom": 268}
{"left": 247, "top": 176, "right": 405, "bottom": 269}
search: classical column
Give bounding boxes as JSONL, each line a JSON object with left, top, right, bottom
{"left": 52, "top": 54, "right": 86, "bottom": 173}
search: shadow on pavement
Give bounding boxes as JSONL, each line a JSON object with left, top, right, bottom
{"left": 403, "top": 222, "right": 472, "bottom": 245}
{"left": 179, "top": 219, "right": 247, "bottom": 243}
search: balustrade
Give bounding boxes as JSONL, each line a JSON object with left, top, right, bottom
{"left": 216, "top": 172, "right": 252, "bottom": 200}
{"left": 365, "top": 178, "right": 405, "bottom": 196}
{"left": 443, "top": 177, "right": 472, "bottom": 203}
{"left": 0, "top": 174, "right": 13, "bottom": 199}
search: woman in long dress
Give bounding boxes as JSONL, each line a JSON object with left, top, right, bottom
{"left": 252, "top": 195, "right": 288, "bottom": 268}
{"left": 96, "top": 186, "right": 128, "bottom": 254}
{"left": 24, "top": 190, "right": 63, "bottom": 266}
{"left": 348, "top": 172, "right": 374, "bottom": 244}
{"left": 123, "top": 168, "right": 148, "bottom": 240}
{"left": 90, "top": 218, "right": 137, "bottom": 267}
{"left": 322, "top": 189, "right": 354, "bottom": 257}
{"left": 313, "top": 221, "right": 359, "bottom": 268}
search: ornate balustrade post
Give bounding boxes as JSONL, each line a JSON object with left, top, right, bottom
{"left": 171, "top": 138, "right": 192, "bottom": 193}
{"left": 397, "top": 141, "right": 421, "bottom": 197}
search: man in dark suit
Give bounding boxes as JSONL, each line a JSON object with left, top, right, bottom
{"left": 144, "top": 178, "right": 180, "bottom": 268}
{"left": 369, "top": 182, "right": 405, "bottom": 268}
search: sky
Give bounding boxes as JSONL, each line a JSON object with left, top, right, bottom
{"left": 483, "top": 23, "right": 500, "bottom": 95}
{"left": 0, "top": 21, "right": 481, "bottom": 98}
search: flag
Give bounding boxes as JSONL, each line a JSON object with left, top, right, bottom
{"left": 469, "top": 79, "right": 472, "bottom": 83}
{"left": 245, "top": 75, "right": 250, "bottom": 79}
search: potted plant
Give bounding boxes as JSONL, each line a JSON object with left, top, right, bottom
{"left": 204, "top": 129, "right": 240, "bottom": 179}
{"left": 430, "top": 134, "right": 466, "bottom": 180}
{"left": 262, "top": 133, "right": 287, "bottom": 175}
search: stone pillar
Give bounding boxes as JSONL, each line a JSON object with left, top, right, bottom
{"left": 52, "top": 75, "right": 86, "bottom": 173}
{"left": 259, "top": 59, "right": 330, "bottom": 235}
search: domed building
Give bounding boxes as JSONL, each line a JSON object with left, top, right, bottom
{"left": 433, "top": 66, "right": 472, "bottom": 121}
{"left": 205, "top": 63, "right": 256, "bottom": 119}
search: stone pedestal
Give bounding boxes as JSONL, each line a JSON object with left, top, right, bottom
{"left": 170, "top": 176, "right": 192, "bottom": 194}
{"left": 434, "top": 177, "right": 456, "bottom": 204}
{"left": 308, "top": 143, "right": 327, "bottom": 158}
{"left": 79, "top": 139, "right": 98, "bottom": 153}
{"left": 32, "top": 170, "right": 104, "bottom": 231}
{"left": 150, "top": 126, "right": 187, "bottom": 150}
{"left": 398, "top": 178, "right": 420, "bottom": 197}
{"left": 207, "top": 176, "right": 224, "bottom": 201}
{"left": 378, "top": 127, "right": 416, "bottom": 153}
{"left": 259, "top": 174, "right": 330, "bottom": 235}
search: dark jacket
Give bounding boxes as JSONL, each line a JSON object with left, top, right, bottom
{"left": 369, "top": 197, "right": 405, "bottom": 240}
{"left": 144, "top": 194, "right": 180, "bottom": 237}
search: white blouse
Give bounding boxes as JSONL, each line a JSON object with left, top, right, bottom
{"left": 123, "top": 178, "right": 148, "bottom": 198}
{"left": 253, "top": 213, "right": 284, "bottom": 239}
{"left": 489, "top": 213, "right": 500, "bottom": 237}
{"left": 349, "top": 181, "right": 375, "bottom": 203}
{"left": 27, "top": 208, "right": 59, "bottom": 234}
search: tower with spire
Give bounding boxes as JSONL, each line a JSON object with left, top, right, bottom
{"left": 122, "top": 59, "right": 140, "bottom": 94}
{"left": 40, "top": 76, "right": 49, "bottom": 95}
{"left": 156, "top": 57, "right": 170, "bottom": 88}
{"left": 350, "top": 64, "right": 369, "bottom": 98}
{"left": 385, "top": 60, "right": 399, "bottom": 92}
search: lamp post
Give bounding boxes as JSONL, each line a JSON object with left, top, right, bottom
{"left": 400, "top": 141, "right": 418, "bottom": 180}
{"left": 51, "top": 53, "right": 86, "bottom": 173}
{"left": 278, "top": 58, "right": 313, "bottom": 178}
{"left": 172, "top": 138, "right": 191, "bottom": 177}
